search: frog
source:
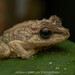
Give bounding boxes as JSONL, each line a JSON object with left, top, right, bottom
{"left": 0, "top": 15, "right": 70, "bottom": 59}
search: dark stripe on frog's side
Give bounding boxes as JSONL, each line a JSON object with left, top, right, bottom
{"left": 40, "top": 22, "right": 64, "bottom": 35}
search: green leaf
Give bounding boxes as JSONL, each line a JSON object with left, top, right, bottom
{"left": 0, "top": 40, "right": 75, "bottom": 75}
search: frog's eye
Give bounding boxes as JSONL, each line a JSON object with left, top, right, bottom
{"left": 39, "top": 27, "right": 52, "bottom": 39}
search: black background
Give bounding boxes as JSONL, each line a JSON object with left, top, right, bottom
{"left": 43, "top": 0, "right": 75, "bottom": 42}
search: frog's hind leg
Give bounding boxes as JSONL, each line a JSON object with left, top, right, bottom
{"left": 9, "top": 40, "right": 37, "bottom": 59}
{"left": 0, "top": 41, "right": 11, "bottom": 59}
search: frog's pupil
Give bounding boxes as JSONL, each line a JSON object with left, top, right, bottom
{"left": 39, "top": 27, "right": 52, "bottom": 39}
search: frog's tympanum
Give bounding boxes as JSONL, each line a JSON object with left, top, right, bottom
{"left": 0, "top": 15, "right": 70, "bottom": 59}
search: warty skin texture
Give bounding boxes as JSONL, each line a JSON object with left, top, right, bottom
{"left": 0, "top": 15, "right": 70, "bottom": 59}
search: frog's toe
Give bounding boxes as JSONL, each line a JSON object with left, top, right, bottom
{"left": 0, "top": 43, "right": 10, "bottom": 58}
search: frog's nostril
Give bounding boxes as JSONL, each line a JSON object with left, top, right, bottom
{"left": 55, "top": 27, "right": 70, "bottom": 36}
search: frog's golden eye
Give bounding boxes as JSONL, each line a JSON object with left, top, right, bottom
{"left": 39, "top": 27, "right": 52, "bottom": 39}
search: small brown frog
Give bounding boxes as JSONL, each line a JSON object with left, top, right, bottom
{"left": 0, "top": 15, "right": 70, "bottom": 59}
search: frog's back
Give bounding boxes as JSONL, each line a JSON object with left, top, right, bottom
{"left": 2, "top": 20, "right": 38, "bottom": 43}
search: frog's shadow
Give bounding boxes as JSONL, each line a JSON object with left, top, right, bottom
{"left": 38, "top": 45, "right": 68, "bottom": 55}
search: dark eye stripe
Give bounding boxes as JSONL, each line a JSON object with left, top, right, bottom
{"left": 39, "top": 27, "right": 52, "bottom": 39}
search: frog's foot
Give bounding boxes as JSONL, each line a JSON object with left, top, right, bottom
{"left": 9, "top": 40, "right": 37, "bottom": 59}
{"left": 0, "top": 42, "right": 11, "bottom": 59}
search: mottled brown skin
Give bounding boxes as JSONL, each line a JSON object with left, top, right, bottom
{"left": 0, "top": 15, "right": 70, "bottom": 59}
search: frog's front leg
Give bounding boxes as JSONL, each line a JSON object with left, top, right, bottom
{"left": 0, "top": 41, "right": 11, "bottom": 59}
{"left": 9, "top": 40, "right": 38, "bottom": 59}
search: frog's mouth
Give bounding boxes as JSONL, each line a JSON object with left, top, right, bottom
{"left": 34, "top": 34, "right": 69, "bottom": 47}
{"left": 28, "top": 29, "right": 70, "bottom": 48}
{"left": 33, "top": 26, "right": 70, "bottom": 47}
